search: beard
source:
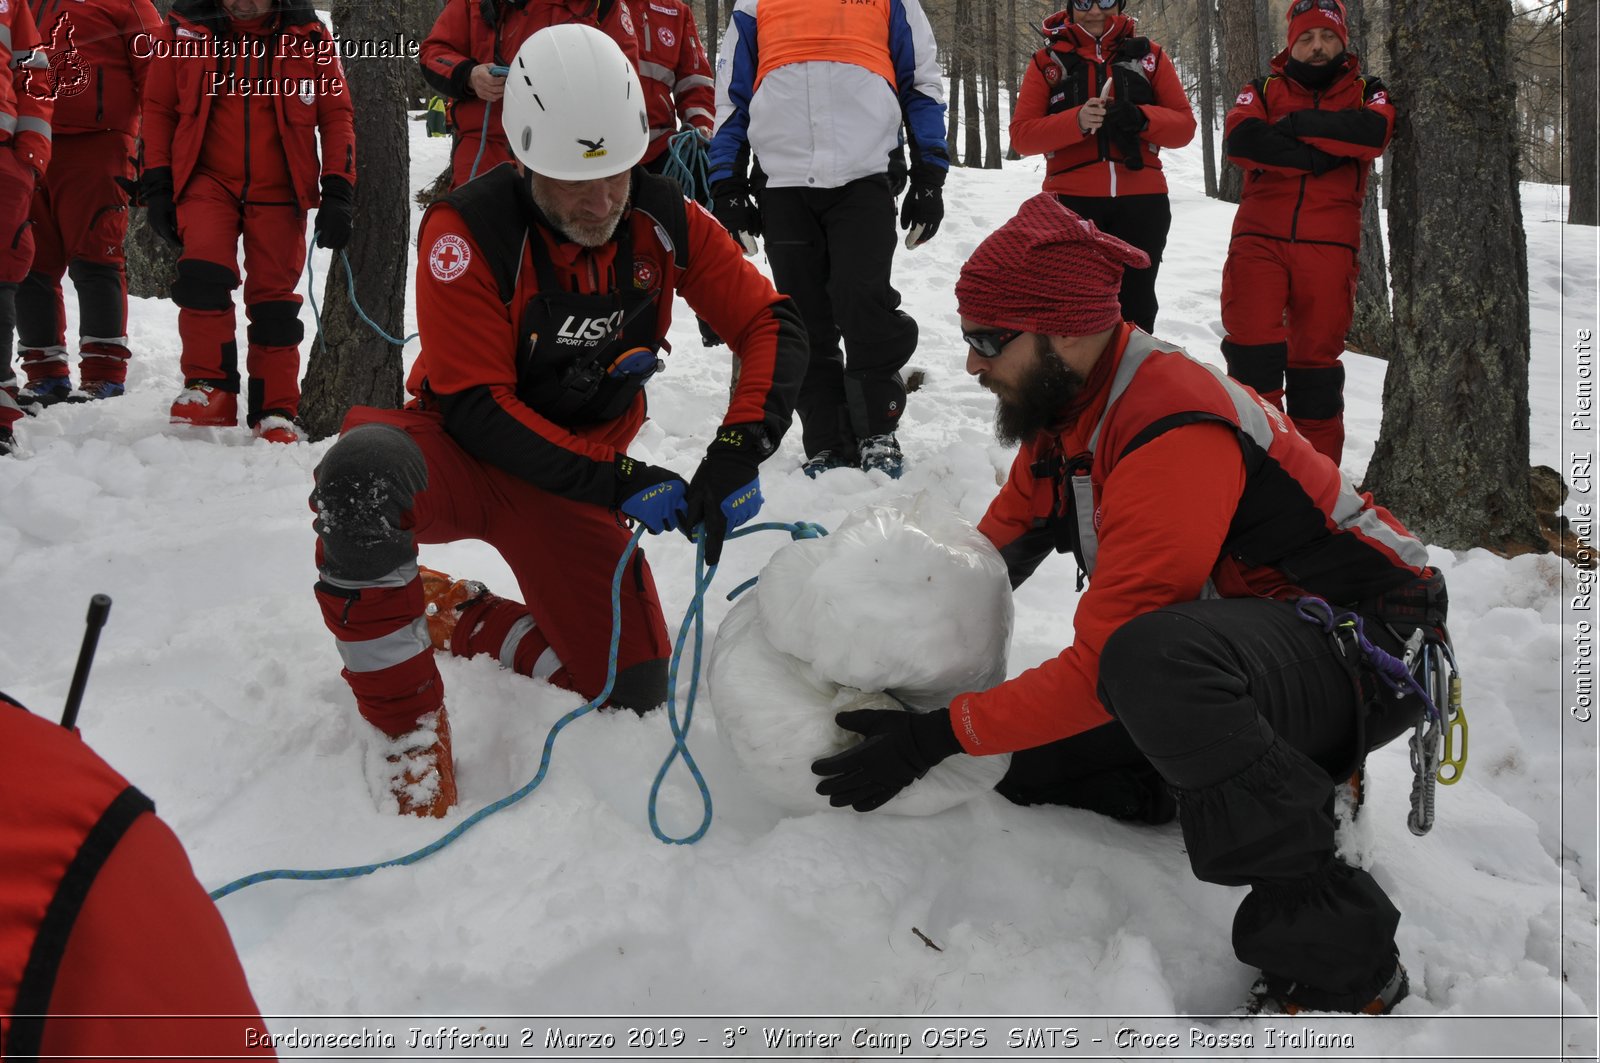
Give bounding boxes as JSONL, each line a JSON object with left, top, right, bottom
{"left": 991, "top": 335, "right": 1086, "bottom": 446}
{"left": 528, "top": 178, "right": 628, "bottom": 248}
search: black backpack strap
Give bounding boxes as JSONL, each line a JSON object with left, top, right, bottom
{"left": 438, "top": 166, "right": 532, "bottom": 305}
{"left": 7, "top": 785, "right": 155, "bottom": 1062}
{"left": 629, "top": 171, "right": 691, "bottom": 272}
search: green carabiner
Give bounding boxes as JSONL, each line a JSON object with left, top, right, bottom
{"left": 1438, "top": 673, "right": 1467, "bottom": 784}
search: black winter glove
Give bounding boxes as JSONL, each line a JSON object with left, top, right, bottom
{"left": 899, "top": 160, "right": 945, "bottom": 249}
{"left": 683, "top": 422, "right": 769, "bottom": 565}
{"left": 141, "top": 166, "right": 181, "bottom": 251}
{"left": 696, "top": 315, "right": 725, "bottom": 348}
{"left": 710, "top": 177, "right": 761, "bottom": 255}
{"left": 886, "top": 140, "right": 909, "bottom": 197}
{"left": 612, "top": 454, "right": 689, "bottom": 534}
{"left": 314, "top": 175, "right": 356, "bottom": 250}
{"left": 811, "top": 700, "right": 963, "bottom": 812}
{"left": 1103, "top": 101, "right": 1148, "bottom": 170}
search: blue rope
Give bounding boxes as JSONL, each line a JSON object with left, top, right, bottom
{"left": 304, "top": 251, "right": 420, "bottom": 352}
{"left": 466, "top": 99, "right": 495, "bottom": 184}
{"left": 660, "top": 129, "right": 712, "bottom": 206}
{"left": 209, "top": 518, "right": 832, "bottom": 898}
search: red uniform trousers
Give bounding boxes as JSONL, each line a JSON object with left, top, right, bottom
{"left": 448, "top": 124, "right": 513, "bottom": 189}
{"left": 175, "top": 172, "right": 307, "bottom": 425}
{"left": 17, "top": 130, "right": 135, "bottom": 389}
{"left": 0, "top": 148, "right": 36, "bottom": 435}
{"left": 1220, "top": 235, "right": 1357, "bottom": 463}
{"left": 314, "top": 406, "right": 672, "bottom": 737}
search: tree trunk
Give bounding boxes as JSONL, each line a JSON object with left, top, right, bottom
{"left": 299, "top": 0, "right": 410, "bottom": 440}
{"left": 946, "top": 0, "right": 963, "bottom": 163}
{"left": 702, "top": 0, "right": 721, "bottom": 72}
{"left": 1569, "top": 0, "right": 1597, "bottom": 225}
{"left": 982, "top": 1, "right": 1003, "bottom": 168}
{"left": 1344, "top": 0, "right": 1389, "bottom": 358}
{"left": 1005, "top": 0, "right": 1021, "bottom": 161}
{"left": 1217, "top": 0, "right": 1258, "bottom": 203}
{"left": 1365, "top": 0, "right": 1545, "bottom": 554}
{"left": 962, "top": 0, "right": 981, "bottom": 168}
{"left": 1254, "top": 0, "right": 1275, "bottom": 70}
{"left": 1198, "top": 0, "right": 1219, "bottom": 198}
{"left": 124, "top": 0, "right": 176, "bottom": 299}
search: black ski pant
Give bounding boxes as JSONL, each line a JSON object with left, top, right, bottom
{"left": 761, "top": 176, "right": 916, "bottom": 459}
{"left": 1055, "top": 193, "right": 1171, "bottom": 334}
{"left": 1089, "top": 597, "right": 1418, "bottom": 995}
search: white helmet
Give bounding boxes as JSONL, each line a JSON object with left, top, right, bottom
{"left": 501, "top": 23, "right": 649, "bottom": 181}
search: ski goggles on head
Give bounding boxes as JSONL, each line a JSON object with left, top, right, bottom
{"left": 1072, "top": 0, "right": 1120, "bottom": 10}
{"left": 962, "top": 326, "right": 1027, "bottom": 359}
{"left": 1289, "top": 0, "right": 1342, "bottom": 15}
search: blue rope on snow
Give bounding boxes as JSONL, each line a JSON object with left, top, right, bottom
{"left": 209, "top": 518, "right": 832, "bottom": 898}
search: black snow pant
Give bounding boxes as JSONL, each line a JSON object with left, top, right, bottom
{"left": 1055, "top": 193, "right": 1171, "bottom": 334}
{"left": 761, "top": 176, "right": 916, "bottom": 459}
{"left": 1088, "top": 597, "right": 1420, "bottom": 996}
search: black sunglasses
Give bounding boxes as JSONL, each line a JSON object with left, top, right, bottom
{"left": 1072, "top": 0, "right": 1120, "bottom": 9}
{"left": 963, "top": 327, "right": 1027, "bottom": 359}
{"left": 1289, "top": 0, "right": 1341, "bottom": 14}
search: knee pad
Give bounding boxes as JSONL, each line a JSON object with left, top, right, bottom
{"left": 1285, "top": 365, "right": 1346, "bottom": 420}
{"left": 609, "top": 657, "right": 669, "bottom": 715}
{"left": 67, "top": 260, "right": 128, "bottom": 342}
{"left": 1221, "top": 339, "right": 1288, "bottom": 396}
{"left": 247, "top": 300, "right": 305, "bottom": 347}
{"left": 311, "top": 423, "right": 429, "bottom": 583}
{"left": 171, "top": 260, "right": 239, "bottom": 311}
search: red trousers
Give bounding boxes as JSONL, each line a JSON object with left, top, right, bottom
{"left": 17, "top": 131, "right": 134, "bottom": 386}
{"left": 175, "top": 173, "right": 306, "bottom": 422}
{"left": 314, "top": 406, "right": 672, "bottom": 736}
{"left": 449, "top": 130, "right": 513, "bottom": 189}
{"left": 1221, "top": 236, "right": 1357, "bottom": 462}
{"left": 0, "top": 146, "right": 36, "bottom": 285}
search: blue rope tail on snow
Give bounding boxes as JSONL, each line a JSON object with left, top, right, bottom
{"left": 304, "top": 250, "right": 420, "bottom": 352}
{"left": 208, "top": 518, "right": 832, "bottom": 899}
{"left": 207, "top": 525, "right": 648, "bottom": 902}
{"left": 660, "top": 129, "right": 713, "bottom": 207}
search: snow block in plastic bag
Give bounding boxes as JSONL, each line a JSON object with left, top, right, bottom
{"left": 708, "top": 494, "right": 1012, "bottom": 815}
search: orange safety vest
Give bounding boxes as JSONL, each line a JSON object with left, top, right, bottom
{"left": 753, "top": 0, "right": 895, "bottom": 92}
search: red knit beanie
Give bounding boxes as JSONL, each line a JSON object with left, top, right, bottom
{"left": 955, "top": 194, "right": 1150, "bottom": 336}
{"left": 1286, "top": 0, "right": 1349, "bottom": 48}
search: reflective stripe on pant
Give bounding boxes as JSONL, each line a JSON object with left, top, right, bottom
{"left": 1097, "top": 597, "right": 1413, "bottom": 995}
{"left": 761, "top": 177, "right": 917, "bottom": 456}
{"left": 1220, "top": 235, "right": 1357, "bottom": 462}
{"left": 174, "top": 173, "right": 306, "bottom": 420}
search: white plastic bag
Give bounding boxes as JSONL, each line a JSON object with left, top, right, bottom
{"left": 707, "top": 493, "right": 1013, "bottom": 816}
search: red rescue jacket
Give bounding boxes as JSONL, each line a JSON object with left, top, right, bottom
{"left": 419, "top": 0, "right": 641, "bottom": 152}
{"left": 27, "top": 0, "right": 161, "bottom": 137}
{"left": 0, "top": 698, "right": 274, "bottom": 1058}
{"left": 1, "top": 0, "right": 52, "bottom": 174}
{"left": 951, "top": 324, "right": 1430, "bottom": 755}
{"left": 1224, "top": 51, "right": 1393, "bottom": 250}
{"left": 409, "top": 166, "right": 805, "bottom": 505}
{"left": 631, "top": 0, "right": 714, "bottom": 164}
{"left": 1009, "top": 12, "right": 1194, "bottom": 198}
{"left": 142, "top": 0, "right": 356, "bottom": 209}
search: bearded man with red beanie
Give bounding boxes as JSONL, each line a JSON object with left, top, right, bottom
{"left": 1009, "top": 0, "right": 1195, "bottom": 333}
{"left": 14, "top": 0, "right": 162, "bottom": 406}
{"left": 140, "top": 0, "right": 356, "bottom": 444}
{"left": 812, "top": 194, "right": 1452, "bottom": 1015}
{"left": 1220, "top": 0, "right": 1392, "bottom": 464}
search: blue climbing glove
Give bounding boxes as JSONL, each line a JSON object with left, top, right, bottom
{"left": 613, "top": 454, "right": 689, "bottom": 533}
{"left": 683, "top": 423, "right": 769, "bottom": 565}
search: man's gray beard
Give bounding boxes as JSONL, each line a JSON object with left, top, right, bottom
{"left": 993, "top": 336, "right": 1086, "bottom": 446}
{"left": 528, "top": 181, "right": 627, "bottom": 248}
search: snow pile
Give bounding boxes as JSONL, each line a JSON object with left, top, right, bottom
{"left": 709, "top": 493, "right": 1012, "bottom": 814}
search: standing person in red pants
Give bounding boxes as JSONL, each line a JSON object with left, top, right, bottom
{"left": 139, "top": 0, "right": 356, "bottom": 443}
{"left": 15, "top": 0, "right": 162, "bottom": 406}
{"left": 1220, "top": 0, "right": 1392, "bottom": 464}
{"left": 0, "top": 0, "right": 51, "bottom": 457}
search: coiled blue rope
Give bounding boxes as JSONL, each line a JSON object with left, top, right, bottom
{"left": 209, "top": 517, "right": 830, "bottom": 898}
{"left": 660, "top": 129, "right": 712, "bottom": 207}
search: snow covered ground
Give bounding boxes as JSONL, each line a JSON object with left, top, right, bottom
{"left": 1, "top": 121, "right": 1596, "bottom": 1060}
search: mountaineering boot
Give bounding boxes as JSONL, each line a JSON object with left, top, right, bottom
{"left": 253, "top": 415, "right": 303, "bottom": 444}
{"left": 21, "top": 374, "right": 72, "bottom": 407}
{"left": 381, "top": 707, "right": 458, "bottom": 818}
{"left": 419, "top": 566, "right": 494, "bottom": 653}
{"left": 1238, "top": 952, "right": 1409, "bottom": 1016}
{"left": 801, "top": 449, "right": 856, "bottom": 479}
{"left": 858, "top": 433, "right": 905, "bottom": 478}
{"left": 170, "top": 380, "right": 238, "bottom": 427}
{"left": 77, "top": 379, "right": 126, "bottom": 400}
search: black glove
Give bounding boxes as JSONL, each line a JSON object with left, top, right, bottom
{"left": 811, "top": 702, "right": 963, "bottom": 812}
{"left": 887, "top": 141, "right": 909, "bottom": 197}
{"left": 141, "top": 166, "right": 181, "bottom": 251}
{"left": 114, "top": 173, "right": 143, "bottom": 206}
{"left": 710, "top": 177, "right": 761, "bottom": 255}
{"left": 314, "top": 175, "right": 355, "bottom": 250}
{"left": 683, "top": 422, "right": 768, "bottom": 565}
{"left": 696, "top": 316, "right": 724, "bottom": 348}
{"left": 612, "top": 454, "right": 689, "bottom": 534}
{"left": 899, "top": 160, "right": 945, "bottom": 248}
{"left": 1103, "top": 100, "right": 1148, "bottom": 170}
